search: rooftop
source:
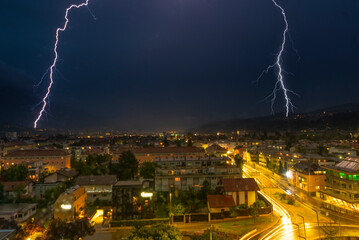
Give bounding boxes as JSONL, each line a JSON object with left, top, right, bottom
{"left": 325, "top": 157, "right": 359, "bottom": 173}
{"left": 207, "top": 195, "right": 235, "bottom": 208}
{"left": 76, "top": 175, "right": 117, "bottom": 186}
{"left": 223, "top": 178, "right": 259, "bottom": 192}
{"left": 0, "top": 203, "right": 37, "bottom": 214}
{"left": 114, "top": 180, "right": 143, "bottom": 187}
{"left": 5, "top": 149, "right": 70, "bottom": 158}
{"left": 111, "top": 147, "right": 204, "bottom": 154}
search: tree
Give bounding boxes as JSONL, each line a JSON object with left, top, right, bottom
{"left": 249, "top": 207, "right": 259, "bottom": 223}
{"left": 129, "top": 224, "right": 181, "bottom": 240}
{"left": 278, "top": 161, "right": 284, "bottom": 175}
{"left": 173, "top": 203, "right": 186, "bottom": 215}
{"left": 234, "top": 154, "right": 243, "bottom": 177}
{"left": 15, "top": 219, "right": 45, "bottom": 240}
{"left": 2, "top": 165, "right": 29, "bottom": 181}
{"left": 162, "top": 137, "right": 169, "bottom": 147}
{"left": 187, "top": 138, "right": 193, "bottom": 147}
{"left": 73, "top": 154, "right": 111, "bottom": 176}
{"left": 0, "top": 219, "right": 19, "bottom": 230}
{"left": 140, "top": 162, "right": 156, "bottom": 179}
{"left": 252, "top": 200, "right": 266, "bottom": 208}
{"left": 0, "top": 183, "right": 4, "bottom": 202}
{"left": 13, "top": 184, "right": 26, "bottom": 202}
{"left": 45, "top": 218, "right": 95, "bottom": 240}
{"left": 111, "top": 151, "right": 138, "bottom": 180}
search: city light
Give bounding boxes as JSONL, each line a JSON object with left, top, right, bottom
{"left": 61, "top": 204, "right": 72, "bottom": 210}
{"left": 141, "top": 192, "right": 153, "bottom": 198}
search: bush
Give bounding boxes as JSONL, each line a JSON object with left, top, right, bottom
{"left": 252, "top": 200, "right": 266, "bottom": 208}
{"left": 129, "top": 224, "right": 181, "bottom": 240}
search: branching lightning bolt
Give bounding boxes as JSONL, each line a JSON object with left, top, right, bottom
{"left": 258, "top": 0, "right": 297, "bottom": 117}
{"left": 34, "top": 0, "right": 93, "bottom": 128}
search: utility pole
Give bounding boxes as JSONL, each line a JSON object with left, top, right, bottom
{"left": 312, "top": 209, "right": 321, "bottom": 240}
{"left": 298, "top": 214, "right": 307, "bottom": 240}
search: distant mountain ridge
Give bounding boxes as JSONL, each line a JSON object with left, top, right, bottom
{"left": 199, "top": 102, "right": 359, "bottom": 133}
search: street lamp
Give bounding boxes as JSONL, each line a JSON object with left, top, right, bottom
{"left": 298, "top": 214, "right": 307, "bottom": 240}
{"left": 169, "top": 192, "right": 172, "bottom": 219}
{"left": 312, "top": 208, "right": 321, "bottom": 240}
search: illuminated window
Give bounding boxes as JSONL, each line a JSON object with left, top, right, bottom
{"left": 175, "top": 177, "right": 180, "bottom": 182}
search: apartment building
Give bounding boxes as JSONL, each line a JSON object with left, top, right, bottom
{"left": 2, "top": 149, "right": 71, "bottom": 172}
{"left": 154, "top": 156, "right": 241, "bottom": 191}
{"left": 287, "top": 162, "right": 326, "bottom": 195}
{"left": 54, "top": 185, "right": 87, "bottom": 221}
{"left": 321, "top": 157, "right": 359, "bottom": 216}
{"left": 111, "top": 147, "right": 205, "bottom": 163}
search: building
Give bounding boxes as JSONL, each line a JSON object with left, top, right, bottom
{"left": 54, "top": 186, "right": 87, "bottom": 221}
{"left": 76, "top": 175, "right": 117, "bottom": 203}
{"left": 205, "top": 144, "right": 227, "bottom": 157}
{"left": 2, "top": 149, "right": 71, "bottom": 172}
{"left": 1, "top": 141, "right": 35, "bottom": 156}
{"left": 0, "top": 203, "right": 37, "bottom": 223}
{"left": 111, "top": 147, "right": 205, "bottom": 164}
{"left": 44, "top": 168, "right": 78, "bottom": 183}
{"left": 222, "top": 178, "right": 259, "bottom": 206}
{"left": 321, "top": 157, "right": 359, "bottom": 216}
{"left": 1, "top": 181, "right": 34, "bottom": 199}
{"left": 155, "top": 156, "right": 241, "bottom": 191}
{"left": 286, "top": 162, "right": 326, "bottom": 195}
{"left": 34, "top": 182, "right": 61, "bottom": 200}
{"left": 207, "top": 195, "right": 235, "bottom": 214}
{"left": 112, "top": 180, "right": 154, "bottom": 220}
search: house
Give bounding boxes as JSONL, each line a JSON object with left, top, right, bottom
{"left": 75, "top": 175, "right": 117, "bottom": 203}
{"left": 44, "top": 168, "right": 78, "bottom": 183}
{"left": 0, "top": 203, "right": 37, "bottom": 223}
{"left": 1, "top": 181, "right": 34, "bottom": 199}
{"left": 207, "top": 195, "right": 235, "bottom": 214}
{"left": 54, "top": 185, "right": 87, "bottom": 221}
{"left": 205, "top": 144, "right": 227, "bottom": 157}
{"left": 222, "top": 178, "right": 259, "bottom": 206}
{"left": 2, "top": 149, "right": 71, "bottom": 172}
{"left": 34, "top": 182, "right": 61, "bottom": 200}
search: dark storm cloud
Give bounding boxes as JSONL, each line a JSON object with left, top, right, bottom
{"left": 0, "top": 0, "right": 359, "bottom": 130}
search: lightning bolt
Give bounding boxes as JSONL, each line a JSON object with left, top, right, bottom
{"left": 258, "top": 0, "right": 297, "bottom": 117}
{"left": 34, "top": 0, "right": 94, "bottom": 128}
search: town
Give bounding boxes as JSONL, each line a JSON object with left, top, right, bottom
{"left": 0, "top": 128, "right": 358, "bottom": 239}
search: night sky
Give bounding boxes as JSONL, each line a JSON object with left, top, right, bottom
{"left": 1, "top": 0, "right": 359, "bottom": 131}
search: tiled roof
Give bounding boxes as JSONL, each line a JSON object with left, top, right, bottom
{"left": 206, "top": 144, "right": 227, "bottom": 152}
{"left": 5, "top": 149, "right": 70, "bottom": 157}
{"left": 2, "top": 141, "right": 29, "bottom": 147}
{"left": 114, "top": 180, "right": 142, "bottom": 187}
{"left": 76, "top": 175, "right": 117, "bottom": 186}
{"left": 82, "top": 148, "right": 104, "bottom": 155}
{"left": 223, "top": 178, "right": 259, "bottom": 192}
{"left": 111, "top": 147, "right": 204, "bottom": 154}
{"left": 0, "top": 181, "right": 32, "bottom": 192}
{"left": 57, "top": 168, "right": 78, "bottom": 178}
{"left": 207, "top": 195, "right": 235, "bottom": 208}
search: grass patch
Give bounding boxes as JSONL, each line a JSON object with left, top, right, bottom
{"left": 213, "top": 216, "right": 277, "bottom": 236}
